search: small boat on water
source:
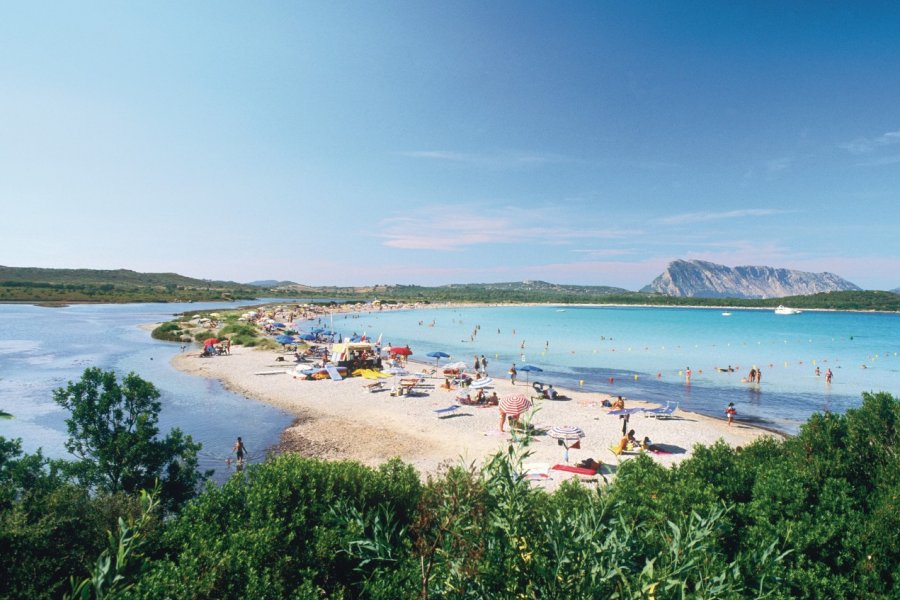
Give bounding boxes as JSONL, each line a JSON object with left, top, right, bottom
{"left": 775, "top": 305, "right": 802, "bottom": 315}
{"left": 722, "top": 312, "right": 732, "bottom": 317}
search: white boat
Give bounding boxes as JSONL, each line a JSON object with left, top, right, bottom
{"left": 721, "top": 312, "right": 732, "bottom": 316}
{"left": 774, "top": 305, "right": 802, "bottom": 315}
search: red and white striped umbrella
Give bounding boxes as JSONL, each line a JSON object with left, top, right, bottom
{"left": 499, "top": 394, "right": 532, "bottom": 417}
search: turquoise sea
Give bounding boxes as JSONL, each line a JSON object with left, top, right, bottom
{"left": 334, "top": 305, "right": 900, "bottom": 433}
{"left": 0, "top": 301, "right": 294, "bottom": 483}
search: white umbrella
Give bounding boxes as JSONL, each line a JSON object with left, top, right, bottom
{"left": 548, "top": 425, "right": 585, "bottom": 463}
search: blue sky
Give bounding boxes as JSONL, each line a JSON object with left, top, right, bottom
{"left": 2, "top": 2, "right": 899, "bottom": 290}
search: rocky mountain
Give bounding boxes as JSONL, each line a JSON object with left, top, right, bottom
{"left": 642, "top": 259, "right": 861, "bottom": 299}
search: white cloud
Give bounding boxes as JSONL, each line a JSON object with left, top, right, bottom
{"left": 655, "top": 209, "right": 787, "bottom": 226}
{"left": 840, "top": 130, "right": 900, "bottom": 154}
{"left": 379, "top": 206, "right": 636, "bottom": 251}
{"left": 400, "top": 150, "right": 568, "bottom": 169}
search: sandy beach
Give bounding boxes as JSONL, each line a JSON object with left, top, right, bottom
{"left": 170, "top": 341, "right": 779, "bottom": 490}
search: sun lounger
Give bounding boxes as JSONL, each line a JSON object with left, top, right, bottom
{"left": 433, "top": 405, "right": 460, "bottom": 414}
{"left": 363, "top": 381, "right": 384, "bottom": 392}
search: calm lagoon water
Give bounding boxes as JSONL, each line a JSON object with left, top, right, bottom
{"left": 335, "top": 305, "right": 900, "bottom": 434}
{"left": 0, "top": 300, "right": 295, "bottom": 483}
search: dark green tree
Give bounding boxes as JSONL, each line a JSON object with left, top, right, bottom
{"left": 53, "top": 368, "right": 209, "bottom": 512}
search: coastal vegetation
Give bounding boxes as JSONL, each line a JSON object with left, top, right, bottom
{"left": 2, "top": 380, "right": 898, "bottom": 598}
{"left": 151, "top": 312, "right": 282, "bottom": 349}
{"left": 0, "top": 266, "right": 267, "bottom": 304}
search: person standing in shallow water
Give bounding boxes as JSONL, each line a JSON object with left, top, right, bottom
{"left": 233, "top": 436, "right": 247, "bottom": 465}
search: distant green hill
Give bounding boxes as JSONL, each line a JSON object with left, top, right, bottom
{"left": 0, "top": 266, "right": 268, "bottom": 303}
{"left": 245, "top": 279, "right": 299, "bottom": 287}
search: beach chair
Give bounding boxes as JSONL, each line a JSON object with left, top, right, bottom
{"left": 363, "top": 381, "right": 384, "bottom": 392}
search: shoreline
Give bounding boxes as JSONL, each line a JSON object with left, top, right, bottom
{"left": 169, "top": 342, "right": 781, "bottom": 489}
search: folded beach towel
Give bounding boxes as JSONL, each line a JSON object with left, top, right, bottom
{"left": 551, "top": 464, "right": 599, "bottom": 476}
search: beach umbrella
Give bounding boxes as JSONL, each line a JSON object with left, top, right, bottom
{"left": 203, "top": 338, "right": 219, "bottom": 347}
{"left": 444, "top": 361, "right": 467, "bottom": 372}
{"left": 426, "top": 351, "right": 450, "bottom": 365}
{"left": 470, "top": 377, "right": 493, "bottom": 389}
{"left": 499, "top": 394, "right": 532, "bottom": 417}
{"left": 548, "top": 425, "right": 585, "bottom": 463}
{"left": 298, "top": 333, "right": 316, "bottom": 341}
{"left": 390, "top": 346, "right": 413, "bottom": 356}
{"left": 518, "top": 364, "right": 543, "bottom": 384}
{"left": 275, "top": 335, "right": 295, "bottom": 345}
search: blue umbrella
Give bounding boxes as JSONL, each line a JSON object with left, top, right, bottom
{"left": 517, "top": 364, "right": 543, "bottom": 384}
{"left": 298, "top": 333, "right": 317, "bottom": 341}
{"left": 426, "top": 351, "right": 450, "bottom": 365}
{"left": 272, "top": 322, "right": 286, "bottom": 328}
{"left": 275, "top": 335, "right": 295, "bottom": 345}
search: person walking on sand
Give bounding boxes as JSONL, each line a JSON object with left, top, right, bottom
{"left": 509, "top": 363, "right": 517, "bottom": 385}
{"left": 232, "top": 436, "right": 247, "bottom": 465}
{"left": 725, "top": 403, "right": 737, "bottom": 426}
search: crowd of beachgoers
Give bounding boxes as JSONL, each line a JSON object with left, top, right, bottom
{"left": 170, "top": 303, "right": 777, "bottom": 489}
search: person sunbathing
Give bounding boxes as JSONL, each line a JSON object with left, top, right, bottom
{"left": 641, "top": 436, "right": 664, "bottom": 452}
{"left": 611, "top": 396, "right": 625, "bottom": 411}
{"left": 615, "top": 429, "right": 638, "bottom": 453}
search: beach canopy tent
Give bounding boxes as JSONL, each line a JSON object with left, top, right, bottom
{"left": 331, "top": 341, "right": 376, "bottom": 362}
{"left": 499, "top": 394, "right": 532, "bottom": 417}
{"left": 517, "top": 364, "right": 543, "bottom": 384}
